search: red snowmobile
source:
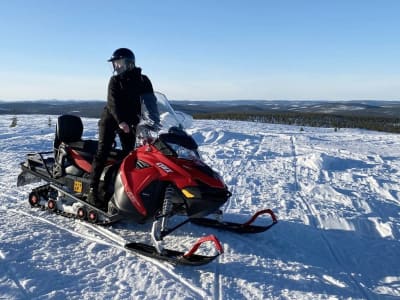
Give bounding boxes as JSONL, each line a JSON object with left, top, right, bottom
{"left": 17, "top": 92, "right": 277, "bottom": 265}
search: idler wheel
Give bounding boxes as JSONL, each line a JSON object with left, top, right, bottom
{"left": 88, "top": 210, "right": 98, "bottom": 223}
{"left": 47, "top": 199, "right": 57, "bottom": 211}
{"left": 77, "top": 207, "right": 87, "bottom": 220}
{"left": 28, "top": 192, "right": 40, "bottom": 207}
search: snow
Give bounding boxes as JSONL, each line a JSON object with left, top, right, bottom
{"left": 1, "top": 114, "right": 400, "bottom": 299}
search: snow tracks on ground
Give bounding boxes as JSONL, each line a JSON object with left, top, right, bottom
{"left": 1, "top": 115, "right": 400, "bottom": 299}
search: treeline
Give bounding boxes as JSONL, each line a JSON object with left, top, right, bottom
{"left": 193, "top": 111, "right": 400, "bottom": 133}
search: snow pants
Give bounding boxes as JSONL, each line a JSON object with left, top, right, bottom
{"left": 89, "top": 118, "right": 135, "bottom": 190}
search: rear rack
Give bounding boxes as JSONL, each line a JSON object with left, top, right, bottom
{"left": 17, "top": 151, "right": 55, "bottom": 186}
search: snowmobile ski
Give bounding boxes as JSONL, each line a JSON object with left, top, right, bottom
{"left": 190, "top": 209, "right": 278, "bottom": 233}
{"left": 125, "top": 234, "right": 223, "bottom": 266}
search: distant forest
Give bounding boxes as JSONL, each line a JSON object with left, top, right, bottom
{"left": 193, "top": 111, "right": 400, "bottom": 133}
{"left": 1, "top": 100, "right": 400, "bottom": 133}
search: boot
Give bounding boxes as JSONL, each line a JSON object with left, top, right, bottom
{"left": 87, "top": 187, "right": 97, "bottom": 205}
{"left": 87, "top": 187, "right": 106, "bottom": 210}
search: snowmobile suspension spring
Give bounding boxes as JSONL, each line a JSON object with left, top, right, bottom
{"left": 160, "top": 185, "right": 174, "bottom": 232}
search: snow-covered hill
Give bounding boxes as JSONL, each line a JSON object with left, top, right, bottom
{"left": 1, "top": 115, "right": 399, "bottom": 299}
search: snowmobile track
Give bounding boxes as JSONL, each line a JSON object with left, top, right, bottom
{"left": 8, "top": 207, "right": 210, "bottom": 299}
{"left": 0, "top": 231, "right": 32, "bottom": 299}
{"left": 290, "top": 135, "right": 372, "bottom": 299}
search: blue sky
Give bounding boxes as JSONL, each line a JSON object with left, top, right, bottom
{"left": 0, "top": 0, "right": 399, "bottom": 101}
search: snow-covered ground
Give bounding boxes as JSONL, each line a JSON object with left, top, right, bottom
{"left": 1, "top": 114, "right": 400, "bottom": 299}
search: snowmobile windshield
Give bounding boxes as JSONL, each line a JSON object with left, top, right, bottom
{"left": 138, "top": 92, "right": 191, "bottom": 142}
{"left": 140, "top": 92, "right": 188, "bottom": 131}
{"left": 137, "top": 92, "right": 198, "bottom": 157}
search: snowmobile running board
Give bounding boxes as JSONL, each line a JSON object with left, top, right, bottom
{"left": 190, "top": 209, "right": 278, "bottom": 233}
{"left": 125, "top": 234, "right": 223, "bottom": 266}
{"left": 46, "top": 183, "right": 122, "bottom": 224}
{"left": 29, "top": 183, "right": 122, "bottom": 225}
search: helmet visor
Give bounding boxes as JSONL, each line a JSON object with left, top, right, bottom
{"left": 111, "top": 58, "right": 134, "bottom": 75}
{"left": 112, "top": 58, "right": 127, "bottom": 74}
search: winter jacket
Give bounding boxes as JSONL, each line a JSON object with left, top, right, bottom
{"left": 100, "top": 67, "right": 153, "bottom": 128}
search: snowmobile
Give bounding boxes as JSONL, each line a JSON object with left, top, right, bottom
{"left": 17, "top": 92, "right": 277, "bottom": 265}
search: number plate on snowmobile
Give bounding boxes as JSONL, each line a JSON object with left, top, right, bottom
{"left": 73, "top": 180, "right": 83, "bottom": 193}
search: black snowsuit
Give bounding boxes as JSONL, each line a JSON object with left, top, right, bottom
{"left": 90, "top": 67, "right": 153, "bottom": 192}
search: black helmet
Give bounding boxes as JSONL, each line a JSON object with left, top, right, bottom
{"left": 108, "top": 48, "right": 135, "bottom": 75}
{"left": 108, "top": 48, "right": 135, "bottom": 63}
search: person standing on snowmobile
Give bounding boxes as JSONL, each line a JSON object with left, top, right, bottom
{"left": 88, "top": 48, "right": 155, "bottom": 209}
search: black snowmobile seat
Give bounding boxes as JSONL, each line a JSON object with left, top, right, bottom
{"left": 54, "top": 114, "right": 84, "bottom": 149}
{"left": 53, "top": 115, "right": 97, "bottom": 173}
{"left": 54, "top": 115, "right": 98, "bottom": 154}
{"left": 54, "top": 115, "right": 123, "bottom": 174}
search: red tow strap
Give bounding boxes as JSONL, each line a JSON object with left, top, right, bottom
{"left": 183, "top": 234, "right": 224, "bottom": 258}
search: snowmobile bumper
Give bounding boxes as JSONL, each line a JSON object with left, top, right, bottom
{"left": 17, "top": 168, "right": 42, "bottom": 186}
{"left": 17, "top": 151, "right": 55, "bottom": 186}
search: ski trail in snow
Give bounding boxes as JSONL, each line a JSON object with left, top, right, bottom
{"left": 290, "top": 135, "right": 372, "bottom": 299}
{"left": 7, "top": 208, "right": 209, "bottom": 299}
{"left": 8, "top": 208, "right": 115, "bottom": 247}
{"left": 5, "top": 116, "right": 400, "bottom": 299}
{"left": 78, "top": 222, "right": 209, "bottom": 299}
{"left": 212, "top": 253, "right": 222, "bottom": 300}
{"left": 0, "top": 246, "right": 31, "bottom": 300}
{"left": 290, "top": 135, "right": 315, "bottom": 226}
{"left": 79, "top": 222, "right": 127, "bottom": 246}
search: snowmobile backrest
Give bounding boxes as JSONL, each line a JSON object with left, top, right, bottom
{"left": 54, "top": 115, "right": 83, "bottom": 149}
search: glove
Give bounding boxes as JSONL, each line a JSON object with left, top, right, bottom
{"left": 119, "top": 122, "right": 130, "bottom": 133}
